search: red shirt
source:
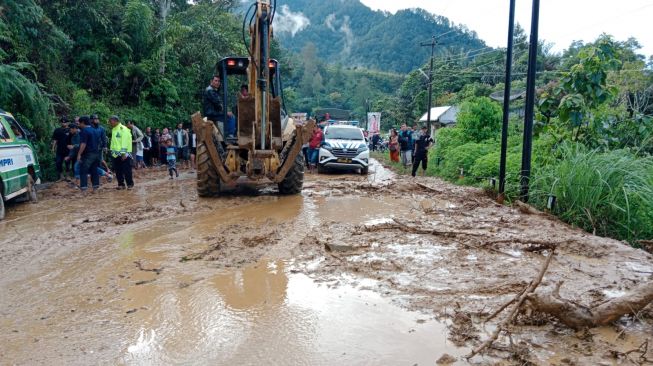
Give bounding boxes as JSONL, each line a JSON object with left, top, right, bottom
{"left": 309, "top": 129, "right": 323, "bottom": 149}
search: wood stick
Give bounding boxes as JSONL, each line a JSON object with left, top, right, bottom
{"left": 467, "top": 249, "right": 555, "bottom": 359}
{"left": 485, "top": 285, "right": 529, "bottom": 323}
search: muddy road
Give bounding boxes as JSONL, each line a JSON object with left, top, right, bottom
{"left": 1, "top": 160, "right": 652, "bottom": 365}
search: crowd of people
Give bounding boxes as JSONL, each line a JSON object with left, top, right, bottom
{"left": 386, "top": 123, "right": 434, "bottom": 177}
{"left": 51, "top": 115, "right": 198, "bottom": 193}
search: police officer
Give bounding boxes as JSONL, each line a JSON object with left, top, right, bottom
{"left": 108, "top": 115, "right": 134, "bottom": 189}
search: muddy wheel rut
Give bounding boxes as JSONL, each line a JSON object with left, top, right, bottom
{"left": 1, "top": 161, "right": 652, "bottom": 365}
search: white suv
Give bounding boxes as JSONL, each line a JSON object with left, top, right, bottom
{"left": 318, "top": 125, "right": 369, "bottom": 174}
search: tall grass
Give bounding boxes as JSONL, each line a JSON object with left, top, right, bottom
{"left": 532, "top": 143, "right": 653, "bottom": 244}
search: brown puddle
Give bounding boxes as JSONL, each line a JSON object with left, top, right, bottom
{"left": 123, "top": 260, "right": 465, "bottom": 365}
{"left": 0, "top": 174, "right": 454, "bottom": 365}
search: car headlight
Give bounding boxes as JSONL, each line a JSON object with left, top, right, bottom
{"left": 357, "top": 145, "right": 369, "bottom": 153}
{"left": 322, "top": 144, "right": 333, "bottom": 151}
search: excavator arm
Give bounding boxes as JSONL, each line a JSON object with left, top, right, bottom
{"left": 194, "top": 0, "right": 314, "bottom": 196}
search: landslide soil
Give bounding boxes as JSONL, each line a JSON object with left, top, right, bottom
{"left": 1, "top": 161, "right": 652, "bottom": 365}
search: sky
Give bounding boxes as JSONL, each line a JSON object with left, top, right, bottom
{"left": 360, "top": 0, "right": 653, "bottom": 57}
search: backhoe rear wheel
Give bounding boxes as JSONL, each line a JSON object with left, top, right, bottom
{"left": 278, "top": 152, "right": 305, "bottom": 195}
{"left": 196, "top": 142, "right": 221, "bottom": 197}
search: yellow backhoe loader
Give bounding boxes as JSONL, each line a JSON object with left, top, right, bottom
{"left": 192, "top": 0, "right": 315, "bottom": 196}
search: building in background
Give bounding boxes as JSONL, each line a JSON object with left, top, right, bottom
{"left": 418, "top": 106, "right": 459, "bottom": 129}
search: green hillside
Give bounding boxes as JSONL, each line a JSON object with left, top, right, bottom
{"left": 274, "top": 0, "right": 486, "bottom": 73}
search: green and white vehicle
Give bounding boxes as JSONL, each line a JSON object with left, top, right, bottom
{"left": 0, "top": 109, "right": 41, "bottom": 220}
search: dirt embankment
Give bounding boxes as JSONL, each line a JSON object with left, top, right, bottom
{"left": 1, "top": 162, "right": 652, "bottom": 365}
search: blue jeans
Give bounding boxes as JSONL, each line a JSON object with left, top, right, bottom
{"left": 226, "top": 117, "right": 236, "bottom": 137}
{"left": 308, "top": 148, "right": 319, "bottom": 165}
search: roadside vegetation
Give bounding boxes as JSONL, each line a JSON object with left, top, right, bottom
{"left": 2, "top": 1, "right": 651, "bottom": 245}
{"left": 376, "top": 36, "right": 653, "bottom": 246}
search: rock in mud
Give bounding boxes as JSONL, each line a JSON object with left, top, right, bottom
{"left": 436, "top": 353, "right": 457, "bottom": 364}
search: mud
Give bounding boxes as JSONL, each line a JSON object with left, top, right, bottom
{"left": 1, "top": 161, "right": 652, "bottom": 365}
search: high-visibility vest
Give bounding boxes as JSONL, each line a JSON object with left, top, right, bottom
{"left": 110, "top": 123, "right": 133, "bottom": 157}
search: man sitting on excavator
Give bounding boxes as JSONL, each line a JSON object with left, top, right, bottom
{"left": 202, "top": 75, "right": 223, "bottom": 129}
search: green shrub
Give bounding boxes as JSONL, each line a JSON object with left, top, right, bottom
{"left": 433, "top": 127, "right": 465, "bottom": 162}
{"left": 531, "top": 142, "right": 653, "bottom": 244}
{"left": 456, "top": 97, "right": 503, "bottom": 143}
{"left": 435, "top": 142, "right": 494, "bottom": 181}
{"left": 470, "top": 150, "right": 522, "bottom": 195}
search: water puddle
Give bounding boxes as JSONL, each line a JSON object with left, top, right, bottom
{"left": 315, "top": 196, "right": 410, "bottom": 224}
{"left": 123, "top": 259, "right": 466, "bottom": 365}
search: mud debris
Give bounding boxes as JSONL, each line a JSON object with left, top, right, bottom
{"left": 1, "top": 163, "right": 653, "bottom": 365}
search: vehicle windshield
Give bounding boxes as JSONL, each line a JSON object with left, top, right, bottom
{"left": 325, "top": 127, "right": 364, "bottom": 140}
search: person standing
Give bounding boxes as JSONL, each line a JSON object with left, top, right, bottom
{"left": 398, "top": 123, "right": 413, "bottom": 168}
{"left": 143, "top": 127, "right": 152, "bottom": 167}
{"left": 159, "top": 127, "right": 172, "bottom": 166}
{"left": 189, "top": 129, "right": 197, "bottom": 172}
{"left": 127, "top": 120, "right": 144, "bottom": 169}
{"left": 412, "top": 126, "right": 434, "bottom": 177}
{"left": 76, "top": 116, "right": 102, "bottom": 192}
{"left": 109, "top": 116, "right": 134, "bottom": 189}
{"left": 308, "top": 125, "right": 323, "bottom": 173}
{"left": 151, "top": 128, "right": 160, "bottom": 166}
{"left": 165, "top": 138, "right": 179, "bottom": 179}
{"left": 388, "top": 128, "right": 400, "bottom": 163}
{"left": 371, "top": 133, "right": 380, "bottom": 151}
{"left": 173, "top": 123, "right": 189, "bottom": 168}
{"left": 91, "top": 114, "right": 108, "bottom": 155}
{"left": 203, "top": 75, "right": 223, "bottom": 125}
{"left": 91, "top": 114, "right": 111, "bottom": 175}
{"left": 51, "top": 117, "right": 70, "bottom": 181}
{"left": 64, "top": 123, "right": 80, "bottom": 176}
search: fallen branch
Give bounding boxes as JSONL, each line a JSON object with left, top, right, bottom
{"left": 485, "top": 285, "right": 529, "bottom": 323}
{"left": 385, "top": 218, "right": 485, "bottom": 238}
{"left": 526, "top": 280, "right": 653, "bottom": 329}
{"left": 513, "top": 200, "right": 544, "bottom": 215}
{"left": 483, "top": 238, "right": 563, "bottom": 249}
{"left": 467, "top": 249, "right": 555, "bottom": 359}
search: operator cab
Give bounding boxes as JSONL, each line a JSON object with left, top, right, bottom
{"left": 216, "top": 57, "right": 285, "bottom": 144}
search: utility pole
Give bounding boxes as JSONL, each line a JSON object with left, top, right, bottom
{"left": 365, "top": 99, "right": 370, "bottom": 130}
{"left": 498, "top": 0, "right": 516, "bottom": 203}
{"left": 520, "top": 0, "right": 541, "bottom": 202}
{"left": 420, "top": 36, "right": 436, "bottom": 135}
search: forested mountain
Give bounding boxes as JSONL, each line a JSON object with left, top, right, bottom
{"left": 274, "top": 0, "right": 486, "bottom": 73}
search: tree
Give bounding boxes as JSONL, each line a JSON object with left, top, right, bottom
{"left": 456, "top": 97, "right": 502, "bottom": 143}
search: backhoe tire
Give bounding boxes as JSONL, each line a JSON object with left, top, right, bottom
{"left": 278, "top": 152, "right": 305, "bottom": 195}
{"left": 196, "top": 142, "right": 221, "bottom": 197}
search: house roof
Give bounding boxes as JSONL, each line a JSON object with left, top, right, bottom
{"left": 419, "top": 106, "right": 457, "bottom": 123}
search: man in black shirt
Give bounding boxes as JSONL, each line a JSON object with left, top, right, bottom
{"left": 202, "top": 75, "right": 223, "bottom": 125}
{"left": 51, "top": 117, "right": 70, "bottom": 180}
{"left": 412, "top": 126, "right": 434, "bottom": 177}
